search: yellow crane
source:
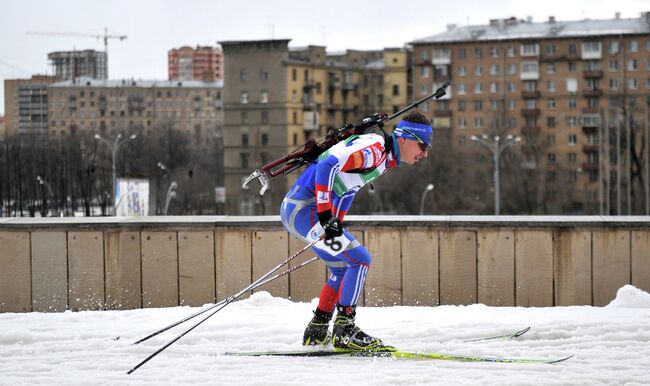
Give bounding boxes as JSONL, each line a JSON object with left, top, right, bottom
{"left": 26, "top": 27, "right": 127, "bottom": 52}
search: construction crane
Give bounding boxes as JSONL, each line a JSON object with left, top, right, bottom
{"left": 26, "top": 28, "right": 127, "bottom": 52}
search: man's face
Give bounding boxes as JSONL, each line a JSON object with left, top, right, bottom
{"left": 398, "top": 138, "right": 429, "bottom": 165}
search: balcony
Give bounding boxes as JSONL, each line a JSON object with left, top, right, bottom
{"left": 581, "top": 107, "right": 599, "bottom": 114}
{"left": 432, "top": 55, "right": 451, "bottom": 65}
{"left": 583, "top": 70, "right": 603, "bottom": 79}
{"left": 582, "top": 144, "right": 599, "bottom": 152}
{"left": 342, "top": 82, "right": 356, "bottom": 91}
{"left": 521, "top": 126, "right": 541, "bottom": 135}
{"left": 433, "top": 109, "right": 452, "bottom": 117}
{"left": 582, "top": 162, "right": 599, "bottom": 171}
{"left": 582, "top": 89, "right": 603, "bottom": 97}
{"left": 521, "top": 108, "right": 540, "bottom": 117}
{"left": 521, "top": 90, "right": 541, "bottom": 99}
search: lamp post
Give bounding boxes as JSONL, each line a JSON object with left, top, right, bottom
{"left": 157, "top": 162, "right": 177, "bottom": 215}
{"left": 95, "top": 133, "right": 137, "bottom": 215}
{"left": 470, "top": 134, "right": 521, "bottom": 215}
{"left": 36, "top": 175, "right": 55, "bottom": 216}
{"left": 419, "top": 183, "right": 434, "bottom": 215}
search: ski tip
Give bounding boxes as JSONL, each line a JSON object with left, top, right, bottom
{"left": 548, "top": 355, "right": 573, "bottom": 364}
{"left": 514, "top": 326, "right": 531, "bottom": 338}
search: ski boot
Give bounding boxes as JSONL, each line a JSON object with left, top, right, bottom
{"left": 332, "top": 305, "right": 395, "bottom": 351}
{"left": 302, "top": 308, "right": 333, "bottom": 346}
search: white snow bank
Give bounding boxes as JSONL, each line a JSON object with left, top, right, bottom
{"left": 0, "top": 286, "right": 649, "bottom": 385}
{"left": 606, "top": 285, "right": 650, "bottom": 309}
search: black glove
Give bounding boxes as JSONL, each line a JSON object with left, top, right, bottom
{"left": 317, "top": 211, "right": 343, "bottom": 240}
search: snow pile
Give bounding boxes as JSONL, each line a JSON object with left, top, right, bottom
{"left": 606, "top": 285, "right": 650, "bottom": 309}
{"left": 1, "top": 286, "right": 650, "bottom": 385}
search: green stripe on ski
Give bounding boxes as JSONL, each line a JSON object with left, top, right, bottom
{"left": 224, "top": 348, "right": 572, "bottom": 364}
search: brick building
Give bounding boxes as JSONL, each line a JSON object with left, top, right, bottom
{"left": 168, "top": 46, "right": 224, "bottom": 82}
{"left": 219, "top": 39, "right": 409, "bottom": 215}
{"left": 411, "top": 13, "right": 650, "bottom": 214}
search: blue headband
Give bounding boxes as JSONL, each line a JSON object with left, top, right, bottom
{"left": 394, "top": 120, "right": 432, "bottom": 146}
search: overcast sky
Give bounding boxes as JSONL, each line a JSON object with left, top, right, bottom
{"left": 1, "top": 0, "right": 649, "bottom": 115}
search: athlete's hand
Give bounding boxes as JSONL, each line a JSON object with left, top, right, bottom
{"left": 317, "top": 211, "right": 343, "bottom": 239}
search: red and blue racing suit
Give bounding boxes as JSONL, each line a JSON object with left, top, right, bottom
{"left": 280, "top": 132, "right": 400, "bottom": 311}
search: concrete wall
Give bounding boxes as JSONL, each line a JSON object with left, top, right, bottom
{"left": 1, "top": 216, "right": 649, "bottom": 312}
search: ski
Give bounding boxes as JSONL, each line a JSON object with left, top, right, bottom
{"left": 224, "top": 348, "right": 572, "bottom": 364}
{"left": 460, "top": 326, "right": 531, "bottom": 343}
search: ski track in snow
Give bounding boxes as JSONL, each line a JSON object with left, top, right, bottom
{"left": 0, "top": 285, "right": 649, "bottom": 385}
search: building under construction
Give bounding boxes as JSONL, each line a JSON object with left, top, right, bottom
{"left": 48, "top": 50, "right": 108, "bottom": 81}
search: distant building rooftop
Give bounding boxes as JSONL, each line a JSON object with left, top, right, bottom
{"left": 411, "top": 12, "right": 650, "bottom": 44}
{"left": 50, "top": 77, "right": 223, "bottom": 88}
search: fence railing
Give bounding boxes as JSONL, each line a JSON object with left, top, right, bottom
{"left": 1, "top": 216, "right": 649, "bottom": 312}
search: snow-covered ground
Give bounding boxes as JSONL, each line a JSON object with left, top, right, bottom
{"left": 1, "top": 285, "right": 650, "bottom": 385}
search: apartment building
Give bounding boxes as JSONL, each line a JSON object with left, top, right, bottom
{"left": 219, "top": 39, "right": 409, "bottom": 215}
{"left": 411, "top": 13, "right": 650, "bottom": 214}
{"left": 48, "top": 50, "right": 108, "bottom": 80}
{"left": 3, "top": 75, "right": 57, "bottom": 137}
{"left": 46, "top": 78, "right": 223, "bottom": 142}
{"left": 168, "top": 46, "right": 224, "bottom": 82}
{"left": 0, "top": 115, "right": 5, "bottom": 140}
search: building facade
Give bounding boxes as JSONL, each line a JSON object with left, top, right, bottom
{"left": 3, "top": 75, "right": 57, "bottom": 137}
{"left": 411, "top": 13, "right": 650, "bottom": 214}
{"left": 168, "top": 46, "right": 224, "bottom": 82}
{"left": 48, "top": 50, "right": 108, "bottom": 80}
{"left": 219, "top": 39, "right": 409, "bottom": 215}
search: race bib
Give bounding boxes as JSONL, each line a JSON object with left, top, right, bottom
{"left": 307, "top": 222, "right": 350, "bottom": 256}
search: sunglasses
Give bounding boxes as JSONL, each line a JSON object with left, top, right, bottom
{"left": 401, "top": 127, "right": 431, "bottom": 152}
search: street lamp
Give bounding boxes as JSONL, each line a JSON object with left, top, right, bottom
{"left": 157, "top": 162, "right": 170, "bottom": 175}
{"left": 36, "top": 175, "right": 55, "bottom": 216}
{"left": 470, "top": 134, "right": 521, "bottom": 215}
{"left": 419, "top": 183, "right": 434, "bottom": 215}
{"left": 157, "top": 161, "right": 177, "bottom": 215}
{"left": 95, "top": 133, "right": 137, "bottom": 215}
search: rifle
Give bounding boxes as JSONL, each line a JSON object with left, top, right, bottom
{"left": 242, "top": 80, "right": 451, "bottom": 195}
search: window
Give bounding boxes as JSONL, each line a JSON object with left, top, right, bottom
{"left": 521, "top": 61, "right": 538, "bottom": 74}
{"left": 489, "top": 64, "right": 499, "bottom": 75}
{"left": 546, "top": 44, "right": 556, "bottom": 56}
{"left": 609, "top": 78, "right": 619, "bottom": 90}
{"left": 420, "top": 84, "right": 428, "bottom": 95}
{"left": 609, "top": 59, "right": 618, "bottom": 71}
{"left": 458, "top": 100, "right": 466, "bottom": 111}
{"left": 568, "top": 62, "right": 577, "bottom": 72}
{"left": 507, "top": 117, "right": 517, "bottom": 128}
{"left": 241, "top": 126, "right": 249, "bottom": 146}
{"left": 547, "top": 80, "right": 556, "bottom": 92}
{"left": 240, "top": 112, "right": 248, "bottom": 124}
{"left": 628, "top": 78, "right": 638, "bottom": 90}
{"left": 547, "top": 134, "right": 556, "bottom": 145}
{"left": 507, "top": 46, "right": 516, "bottom": 57}
{"left": 629, "top": 40, "right": 638, "bottom": 52}
{"left": 474, "top": 47, "right": 482, "bottom": 59}
{"left": 582, "top": 42, "right": 602, "bottom": 54}
{"left": 490, "top": 100, "right": 498, "bottom": 111}
{"left": 609, "top": 41, "right": 619, "bottom": 54}
{"left": 420, "top": 67, "right": 429, "bottom": 77}
{"left": 240, "top": 91, "right": 248, "bottom": 104}
{"left": 420, "top": 49, "right": 428, "bottom": 60}
{"left": 261, "top": 128, "right": 269, "bottom": 146}
{"left": 489, "top": 83, "right": 499, "bottom": 93}
{"left": 568, "top": 153, "right": 577, "bottom": 163}
{"left": 547, "top": 63, "right": 556, "bottom": 74}
{"left": 292, "top": 69, "right": 297, "bottom": 81}
{"left": 458, "top": 65, "right": 466, "bottom": 76}
{"left": 240, "top": 153, "right": 249, "bottom": 168}
{"left": 525, "top": 99, "right": 537, "bottom": 109}
{"left": 474, "top": 83, "right": 482, "bottom": 94}
{"left": 507, "top": 63, "right": 517, "bottom": 75}
{"left": 508, "top": 100, "right": 516, "bottom": 111}
{"left": 627, "top": 59, "right": 638, "bottom": 71}
{"left": 548, "top": 153, "right": 556, "bottom": 163}
{"left": 587, "top": 79, "right": 599, "bottom": 90}
{"left": 260, "top": 90, "right": 268, "bottom": 103}
{"left": 567, "top": 117, "right": 577, "bottom": 127}
{"left": 393, "top": 85, "right": 400, "bottom": 96}
{"left": 547, "top": 116, "right": 556, "bottom": 128}
{"left": 507, "top": 82, "right": 516, "bottom": 92}
{"left": 568, "top": 43, "right": 577, "bottom": 55}
{"left": 260, "top": 69, "right": 268, "bottom": 81}
{"left": 566, "top": 78, "right": 577, "bottom": 93}
{"left": 459, "top": 117, "right": 467, "bottom": 129}
{"left": 521, "top": 43, "right": 539, "bottom": 56}
{"left": 474, "top": 117, "right": 483, "bottom": 128}
{"left": 547, "top": 171, "right": 556, "bottom": 182}
{"left": 569, "top": 170, "right": 577, "bottom": 182}
{"left": 474, "top": 65, "right": 482, "bottom": 76}
{"left": 524, "top": 80, "right": 537, "bottom": 91}
{"left": 568, "top": 134, "right": 577, "bottom": 145}
{"left": 240, "top": 69, "right": 248, "bottom": 82}
{"left": 473, "top": 100, "right": 483, "bottom": 111}
{"left": 489, "top": 47, "right": 499, "bottom": 58}
{"left": 458, "top": 83, "right": 466, "bottom": 94}
{"left": 587, "top": 97, "right": 599, "bottom": 108}
{"left": 458, "top": 48, "right": 466, "bottom": 59}
{"left": 458, "top": 135, "right": 466, "bottom": 144}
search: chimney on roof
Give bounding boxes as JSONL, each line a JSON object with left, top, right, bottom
{"left": 489, "top": 19, "right": 499, "bottom": 27}
{"left": 505, "top": 17, "right": 518, "bottom": 26}
{"left": 548, "top": 16, "right": 556, "bottom": 23}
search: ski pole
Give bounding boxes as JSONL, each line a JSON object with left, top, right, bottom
{"left": 132, "top": 255, "right": 319, "bottom": 345}
{"left": 127, "top": 239, "right": 320, "bottom": 374}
